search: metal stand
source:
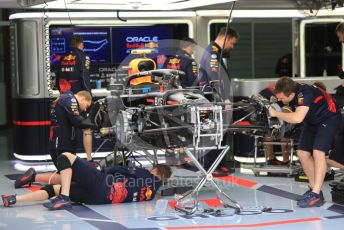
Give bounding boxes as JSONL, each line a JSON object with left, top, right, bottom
{"left": 175, "top": 146, "right": 242, "bottom": 215}
{"left": 252, "top": 137, "right": 300, "bottom": 176}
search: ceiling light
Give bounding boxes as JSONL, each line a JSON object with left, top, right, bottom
{"left": 128, "top": 0, "right": 142, "bottom": 10}
{"left": 16, "top": 0, "right": 55, "bottom": 7}
{"left": 196, "top": 10, "right": 305, "bottom": 18}
{"left": 30, "top": 0, "right": 236, "bottom": 10}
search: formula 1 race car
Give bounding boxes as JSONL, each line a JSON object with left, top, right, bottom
{"left": 84, "top": 68, "right": 297, "bottom": 215}
{"left": 89, "top": 69, "right": 225, "bottom": 151}
{"left": 86, "top": 68, "right": 295, "bottom": 152}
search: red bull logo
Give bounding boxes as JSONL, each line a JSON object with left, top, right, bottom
{"left": 166, "top": 58, "right": 181, "bottom": 70}
{"left": 109, "top": 182, "right": 128, "bottom": 204}
{"left": 61, "top": 54, "right": 76, "bottom": 66}
{"left": 145, "top": 42, "right": 158, "bottom": 49}
{"left": 145, "top": 186, "right": 153, "bottom": 200}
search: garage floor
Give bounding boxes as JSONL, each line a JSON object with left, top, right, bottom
{"left": 1, "top": 128, "right": 344, "bottom": 230}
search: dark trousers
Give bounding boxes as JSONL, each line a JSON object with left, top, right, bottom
{"left": 69, "top": 157, "right": 111, "bottom": 204}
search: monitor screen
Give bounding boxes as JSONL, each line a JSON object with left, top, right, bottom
{"left": 50, "top": 27, "right": 111, "bottom": 65}
{"left": 111, "top": 26, "right": 173, "bottom": 65}
{"left": 49, "top": 24, "right": 189, "bottom": 89}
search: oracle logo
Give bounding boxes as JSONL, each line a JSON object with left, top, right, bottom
{"left": 99, "top": 67, "right": 116, "bottom": 72}
{"left": 126, "top": 36, "right": 158, "bottom": 43}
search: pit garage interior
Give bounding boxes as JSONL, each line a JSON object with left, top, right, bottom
{"left": 2, "top": 0, "right": 344, "bottom": 229}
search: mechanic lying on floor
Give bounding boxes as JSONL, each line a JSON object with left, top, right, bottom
{"left": 2, "top": 152, "right": 172, "bottom": 210}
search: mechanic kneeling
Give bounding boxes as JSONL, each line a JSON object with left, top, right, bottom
{"left": 14, "top": 90, "right": 93, "bottom": 188}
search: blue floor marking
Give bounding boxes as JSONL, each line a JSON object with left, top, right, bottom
{"left": 325, "top": 214, "right": 344, "bottom": 219}
{"left": 257, "top": 185, "right": 300, "bottom": 200}
{"left": 327, "top": 204, "right": 344, "bottom": 214}
{"left": 69, "top": 203, "right": 161, "bottom": 230}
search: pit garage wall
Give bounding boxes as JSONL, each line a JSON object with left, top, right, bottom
{"left": 0, "top": 11, "right": 9, "bottom": 126}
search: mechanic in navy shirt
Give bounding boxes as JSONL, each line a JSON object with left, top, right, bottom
{"left": 198, "top": 27, "right": 238, "bottom": 89}
{"left": 2, "top": 153, "right": 172, "bottom": 210}
{"left": 13, "top": 90, "right": 93, "bottom": 189}
{"left": 198, "top": 27, "right": 238, "bottom": 175}
{"left": 57, "top": 35, "right": 91, "bottom": 94}
{"left": 269, "top": 77, "right": 341, "bottom": 208}
{"left": 50, "top": 90, "right": 93, "bottom": 164}
{"left": 55, "top": 35, "right": 93, "bottom": 164}
{"left": 165, "top": 37, "right": 199, "bottom": 87}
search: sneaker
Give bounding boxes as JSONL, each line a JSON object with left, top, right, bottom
{"left": 46, "top": 196, "right": 60, "bottom": 204}
{"left": 212, "top": 167, "right": 231, "bottom": 177}
{"left": 297, "top": 191, "right": 325, "bottom": 208}
{"left": 2, "top": 195, "right": 16, "bottom": 207}
{"left": 43, "top": 195, "right": 72, "bottom": 210}
{"left": 296, "top": 187, "right": 312, "bottom": 201}
{"left": 14, "top": 168, "right": 36, "bottom": 188}
{"left": 219, "top": 166, "right": 230, "bottom": 173}
{"left": 296, "top": 188, "right": 324, "bottom": 201}
{"left": 178, "top": 163, "right": 199, "bottom": 172}
{"left": 267, "top": 158, "right": 286, "bottom": 166}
